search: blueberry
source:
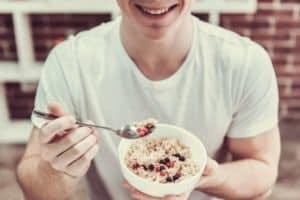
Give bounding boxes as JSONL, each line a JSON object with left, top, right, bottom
{"left": 148, "top": 164, "right": 154, "bottom": 171}
{"left": 164, "top": 157, "right": 170, "bottom": 163}
{"left": 173, "top": 175, "right": 179, "bottom": 181}
{"left": 173, "top": 172, "right": 181, "bottom": 181}
{"left": 166, "top": 176, "right": 173, "bottom": 182}
{"left": 159, "top": 159, "right": 166, "bottom": 165}
{"left": 173, "top": 153, "right": 181, "bottom": 158}
{"left": 179, "top": 156, "right": 186, "bottom": 161}
{"left": 160, "top": 165, "right": 165, "bottom": 171}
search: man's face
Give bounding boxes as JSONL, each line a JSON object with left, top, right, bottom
{"left": 117, "top": 0, "right": 192, "bottom": 39}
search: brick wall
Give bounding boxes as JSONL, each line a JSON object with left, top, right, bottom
{"left": 0, "top": 14, "right": 17, "bottom": 61}
{"left": 220, "top": 0, "right": 300, "bottom": 120}
{"left": 1, "top": 0, "right": 300, "bottom": 120}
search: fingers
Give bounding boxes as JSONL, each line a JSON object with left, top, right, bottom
{"left": 40, "top": 115, "right": 77, "bottom": 144}
{"left": 51, "top": 134, "right": 97, "bottom": 171}
{"left": 165, "top": 194, "right": 187, "bottom": 200}
{"left": 123, "top": 181, "right": 163, "bottom": 200}
{"left": 198, "top": 158, "right": 222, "bottom": 189}
{"left": 46, "top": 127, "right": 93, "bottom": 157}
{"left": 66, "top": 144, "right": 99, "bottom": 177}
{"left": 47, "top": 101, "right": 67, "bottom": 116}
{"left": 202, "top": 157, "right": 219, "bottom": 176}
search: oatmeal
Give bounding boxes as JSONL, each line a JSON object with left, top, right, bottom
{"left": 125, "top": 137, "right": 200, "bottom": 183}
{"left": 133, "top": 118, "right": 158, "bottom": 136}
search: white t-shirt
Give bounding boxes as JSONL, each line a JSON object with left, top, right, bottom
{"left": 31, "top": 16, "right": 278, "bottom": 200}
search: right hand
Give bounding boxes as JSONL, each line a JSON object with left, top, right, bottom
{"left": 39, "top": 102, "right": 99, "bottom": 179}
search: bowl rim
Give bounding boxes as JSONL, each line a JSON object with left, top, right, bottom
{"left": 118, "top": 123, "right": 208, "bottom": 187}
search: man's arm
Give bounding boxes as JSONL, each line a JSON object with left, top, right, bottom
{"left": 197, "top": 127, "right": 281, "bottom": 199}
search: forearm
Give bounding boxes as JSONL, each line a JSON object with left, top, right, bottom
{"left": 198, "top": 159, "right": 277, "bottom": 199}
{"left": 17, "top": 155, "right": 79, "bottom": 200}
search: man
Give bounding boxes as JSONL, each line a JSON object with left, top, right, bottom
{"left": 17, "top": 0, "right": 281, "bottom": 199}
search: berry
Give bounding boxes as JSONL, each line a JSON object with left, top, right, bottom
{"left": 173, "top": 153, "right": 181, "bottom": 158}
{"left": 132, "top": 163, "right": 140, "bottom": 169}
{"left": 166, "top": 176, "right": 173, "bottom": 182}
{"left": 148, "top": 164, "right": 154, "bottom": 171}
{"left": 160, "top": 171, "right": 166, "bottom": 176}
{"left": 179, "top": 156, "right": 186, "bottom": 161}
{"left": 160, "top": 165, "right": 165, "bottom": 171}
{"left": 155, "top": 166, "right": 161, "bottom": 172}
{"left": 164, "top": 157, "right": 170, "bottom": 163}
{"left": 159, "top": 159, "right": 166, "bottom": 165}
{"left": 166, "top": 162, "right": 171, "bottom": 168}
{"left": 139, "top": 130, "right": 146, "bottom": 136}
{"left": 173, "top": 175, "right": 179, "bottom": 181}
{"left": 166, "top": 161, "right": 175, "bottom": 168}
{"left": 173, "top": 172, "right": 181, "bottom": 181}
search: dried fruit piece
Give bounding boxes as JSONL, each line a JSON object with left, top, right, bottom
{"left": 166, "top": 161, "right": 175, "bottom": 168}
{"left": 160, "top": 165, "right": 166, "bottom": 171}
{"left": 166, "top": 176, "right": 173, "bottom": 182}
{"left": 148, "top": 164, "right": 154, "bottom": 171}
{"left": 160, "top": 171, "right": 166, "bottom": 176}
{"left": 155, "top": 166, "right": 161, "bottom": 172}
{"left": 179, "top": 156, "right": 186, "bottom": 161}
{"left": 173, "top": 153, "right": 181, "bottom": 158}
{"left": 132, "top": 163, "right": 140, "bottom": 170}
{"left": 173, "top": 172, "right": 182, "bottom": 181}
{"left": 159, "top": 159, "right": 166, "bottom": 165}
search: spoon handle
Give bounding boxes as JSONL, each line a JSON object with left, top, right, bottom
{"left": 33, "top": 110, "right": 117, "bottom": 132}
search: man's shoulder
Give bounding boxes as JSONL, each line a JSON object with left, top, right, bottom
{"left": 195, "top": 18, "right": 268, "bottom": 71}
{"left": 49, "top": 19, "right": 119, "bottom": 69}
{"left": 195, "top": 18, "right": 252, "bottom": 48}
{"left": 52, "top": 18, "right": 119, "bottom": 56}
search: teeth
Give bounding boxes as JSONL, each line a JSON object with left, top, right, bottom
{"left": 142, "top": 7, "right": 169, "bottom": 15}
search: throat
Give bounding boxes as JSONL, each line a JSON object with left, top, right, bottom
{"left": 133, "top": 56, "right": 187, "bottom": 81}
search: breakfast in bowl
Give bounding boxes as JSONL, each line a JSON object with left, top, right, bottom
{"left": 125, "top": 137, "right": 200, "bottom": 184}
{"left": 118, "top": 123, "right": 207, "bottom": 197}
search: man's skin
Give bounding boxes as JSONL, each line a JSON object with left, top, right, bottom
{"left": 17, "top": 0, "right": 281, "bottom": 199}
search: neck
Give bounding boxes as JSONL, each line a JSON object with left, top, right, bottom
{"left": 120, "top": 15, "right": 194, "bottom": 80}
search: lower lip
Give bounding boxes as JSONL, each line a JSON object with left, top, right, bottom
{"left": 135, "top": 4, "right": 178, "bottom": 20}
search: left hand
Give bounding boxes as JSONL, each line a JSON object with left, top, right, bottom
{"left": 123, "top": 181, "right": 192, "bottom": 200}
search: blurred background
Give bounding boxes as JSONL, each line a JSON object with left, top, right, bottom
{"left": 0, "top": 0, "right": 299, "bottom": 199}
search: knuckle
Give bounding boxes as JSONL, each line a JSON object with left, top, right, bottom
{"left": 79, "top": 126, "right": 92, "bottom": 134}
{"left": 82, "top": 154, "right": 91, "bottom": 163}
{"left": 65, "top": 134, "right": 75, "bottom": 145}
{"left": 89, "top": 135, "right": 97, "bottom": 143}
{"left": 40, "top": 148, "right": 52, "bottom": 161}
{"left": 51, "top": 163, "right": 63, "bottom": 171}
{"left": 72, "top": 146, "right": 83, "bottom": 156}
{"left": 65, "top": 116, "right": 76, "bottom": 125}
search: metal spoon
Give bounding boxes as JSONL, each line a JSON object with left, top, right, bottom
{"left": 33, "top": 110, "right": 154, "bottom": 139}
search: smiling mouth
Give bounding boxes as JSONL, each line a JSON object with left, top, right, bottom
{"left": 135, "top": 4, "right": 178, "bottom": 16}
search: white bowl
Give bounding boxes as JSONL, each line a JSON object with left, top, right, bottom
{"left": 118, "top": 123, "right": 207, "bottom": 197}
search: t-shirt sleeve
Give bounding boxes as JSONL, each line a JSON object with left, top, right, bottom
{"left": 31, "top": 43, "right": 76, "bottom": 128}
{"left": 227, "top": 43, "right": 279, "bottom": 138}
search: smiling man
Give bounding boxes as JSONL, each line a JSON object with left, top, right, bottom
{"left": 17, "top": 0, "right": 280, "bottom": 200}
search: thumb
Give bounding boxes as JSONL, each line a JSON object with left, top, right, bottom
{"left": 202, "top": 158, "right": 219, "bottom": 176}
{"left": 47, "top": 101, "right": 67, "bottom": 117}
